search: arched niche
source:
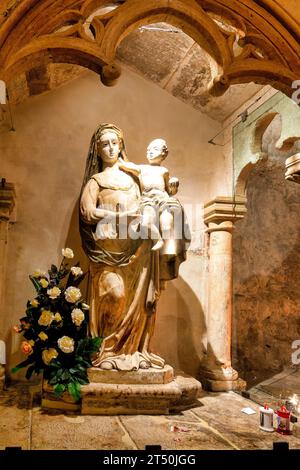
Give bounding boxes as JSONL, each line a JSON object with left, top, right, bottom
{"left": 234, "top": 92, "right": 300, "bottom": 200}
{"left": 232, "top": 111, "right": 300, "bottom": 385}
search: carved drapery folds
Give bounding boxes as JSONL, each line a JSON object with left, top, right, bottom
{"left": 0, "top": 0, "right": 299, "bottom": 95}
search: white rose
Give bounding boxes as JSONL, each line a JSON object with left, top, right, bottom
{"left": 47, "top": 286, "right": 61, "bottom": 299}
{"left": 71, "top": 266, "right": 83, "bottom": 276}
{"left": 65, "top": 286, "right": 81, "bottom": 303}
{"left": 58, "top": 336, "right": 75, "bottom": 354}
{"left": 62, "top": 248, "right": 74, "bottom": 259}
{"left": 71, "top": 308, "right": 85, "bottom": 327}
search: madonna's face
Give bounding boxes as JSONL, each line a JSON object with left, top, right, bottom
{"left": 98, "top": 131, "right": 120, "bottom": 164}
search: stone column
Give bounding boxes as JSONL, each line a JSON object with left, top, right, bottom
{"left": 0, "top": 180, "right": 16, "bottom": 390}
{"left": 200, "top": 196, "right": 246, "bottom": 391}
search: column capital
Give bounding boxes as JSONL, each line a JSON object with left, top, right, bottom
{"left": 204, "top": 196, "right": 247, "bottom": 227}
{"left": 0, "top": 180, "right": 16, "bottom": 221}
{"left": 285, "top": 153, "right": 300, "bottom": 184}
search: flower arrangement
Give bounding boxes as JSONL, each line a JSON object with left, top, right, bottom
{"left": 12, "top": 248, "right": 101, "bottom": 402}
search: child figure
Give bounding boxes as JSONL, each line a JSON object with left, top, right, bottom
{"left": 121, "top": 138, "right": 180, "bottom": 251}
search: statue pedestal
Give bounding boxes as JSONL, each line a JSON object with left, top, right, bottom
{"left": 41, "top": 365, "right": 202, "bottom": 415}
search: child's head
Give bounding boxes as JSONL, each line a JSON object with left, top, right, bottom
{"left": 146, "top": 138, "right": 168, "bottom": 165}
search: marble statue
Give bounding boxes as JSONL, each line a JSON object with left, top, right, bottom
{"left": 120, "top": 138, "right": 182, "bottom": 252}
{"left": 79, "top": 124, "right": 189, "bottom": 371}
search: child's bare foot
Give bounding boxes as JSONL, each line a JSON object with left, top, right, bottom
{"left": 151, "top": 239, "right": 164, "bottom": 251}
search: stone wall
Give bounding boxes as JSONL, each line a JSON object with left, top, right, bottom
{"left": 0, "top": 67, "right": 225, "bottom": 377}
{"left": 233, "top": 115, "right": 300, "bottom": 385}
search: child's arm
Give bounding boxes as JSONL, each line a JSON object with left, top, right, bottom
{"left": 164, "top": 169, "right": 179, "bottom": 195}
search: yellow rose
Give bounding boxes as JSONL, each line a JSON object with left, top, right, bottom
{"left": 33, "top": 269, "right": 47, "bottom": 278}
{"left": 47, "top": 286, "right": 61, "bottom": 299}
{"left": 81, "top": 303, "right": 90, "bottom": 310}
{"left": 40, "top": 279, "right": 49, "bottom": 288}
{"left": 54, "top": 312, "right": 62, "bottom": 322}
{"left": 58, "top": 336, "right": 75, "bottom": 354}
{"left": 64, "top": 286, "right": 81, "bottom": 303}
{"left": 38, "top": 310, "right": 54, "bottom": 326}
{"left": 30, "top": 299, "right": 39, "bottom": 307}
{"left": 62, "top": 248, "right": 74, "bottom": 259}
{"left": 42, "top": 348, "right": 58, "bottom": 365}
{"left": 38, "top": 332, "right": 48, "bottom": 341}
{"left": 71, "top": 308, "right": 85, "bottom": 327}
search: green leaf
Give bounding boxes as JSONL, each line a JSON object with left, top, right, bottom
{"left": 29, "top": 276, "right": 42, "bottom": 293}
{"left": 61, "top": 370, "right": 70, "bottom": 381}
{"left": 55, "top": 368, "right": 64, "bottom": 379}
{"left": 13, "top": 357, "right": 35, "bottom": 370}
{"left": 25, "top": 365, "right": 36, "bottom": 379}
{"left": 48, "top": 375, "right": 58, "bottom": 385}
{"left": 76, "top": 359, "right": 91, "bottom": 368}
{"left": 76, "top": 377, "right": 89, "bottom": 385}
{"left": 53, "top": 383, "right": 66, "bottom": 396}
{"left": 67, "top": 382, "right": 81, "bottom": 402}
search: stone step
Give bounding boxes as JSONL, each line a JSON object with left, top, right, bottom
{"left": 87, "top": 364, "right": 174, "bottom": 385}
{"left": 81, "top": 374, "right": 202, "bottom": 415}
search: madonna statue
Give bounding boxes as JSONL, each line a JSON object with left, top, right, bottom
{"left": 79, "top": 123, "right": 189, "bottom": 371}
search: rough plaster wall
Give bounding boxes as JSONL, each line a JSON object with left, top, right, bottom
{"left": 0, "top": 67, "right": 224, "bottom": 377}
{"left": 233, "top": 116, "right": 300, "bottom": 385}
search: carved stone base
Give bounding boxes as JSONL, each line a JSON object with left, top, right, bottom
{"left": 81, "top": 372, "right": 201, "bottom": 415}
{"left": 42, "top": 380, "right": 81, "bottom": 412}
{"left": 199, "top": 366, "right": 246, "bottom": 392}
{"left": 87, "top": 364, "right": 174, "bottom": 385}
{"left": 41, "top": 366, "right": 202, "bottom": 415}
{"left": 201, "top": 377, "right": 246, "bottom": 392}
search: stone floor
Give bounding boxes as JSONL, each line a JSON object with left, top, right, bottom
{"left": 247, "top": 367, "right": 300, "bottom": 412}
{"left": 0, "top": 381, "right": 300, "bottom": 450}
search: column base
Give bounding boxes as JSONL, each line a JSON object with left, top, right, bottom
{"left": 199, "top": 366, "right": 246, "bottom": 392}
{"left": 201, "top": 376, "right": 246, "bottom": 392}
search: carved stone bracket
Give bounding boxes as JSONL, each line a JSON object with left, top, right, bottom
{"left": 200, "top": 195, "right": 247, "bottom": 392}
{"left": 285, "top": 153, "right": 300, "bottom": 184}
{"left": 0, "top": 180, "right": 16, "bottom": 220}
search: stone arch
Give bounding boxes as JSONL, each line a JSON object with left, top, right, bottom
{"left": 100, "top": 0, "right": 231, "bottom": 67}
{"left": 0, "top": 0, "right": 299, "bottom": 95}
{"left": 235, "top": 112, "right": 280, "bottom": 197}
